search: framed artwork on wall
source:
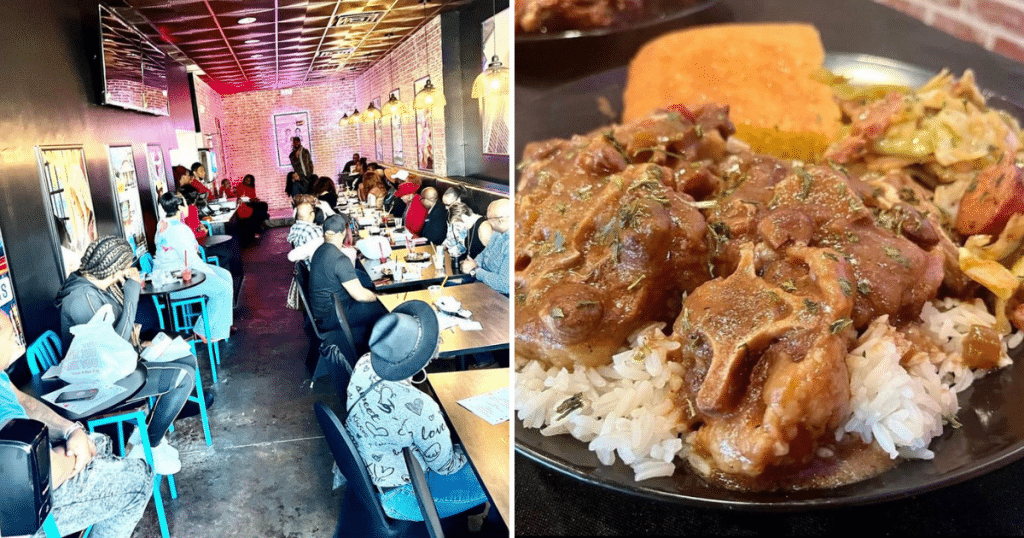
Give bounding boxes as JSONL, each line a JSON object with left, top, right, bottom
{"left": 274, "top": 111, "right": 312, "bottom": 168}
{"left": 390, "top": 89, "right": 405, "bottom": 166}
{"left": 373, "top": 96, "right": 384, "bottom": 162}
{"left": 36, "top": 145, "right": 99, "bottom": 279}
{"left": 481, "top": 8, "right": 510, "bottom": 155}
{"left": 107, "top": 145, "right": 147, "bottom": 255}
{"left": 0, "top": 224, "right": 27, "bottom": 359}
{"left": 414, "top": 76, "right": 434, "bottom": 171}
{"left": 146, "top": 143, "right": 169, "bottom": 216}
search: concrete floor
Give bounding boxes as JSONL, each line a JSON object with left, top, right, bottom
{"left": 131, "top": 227, "right": 507, "bottom": 538}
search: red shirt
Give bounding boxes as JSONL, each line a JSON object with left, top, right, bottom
{"left": 191, "top": 180, "right": 211, "bottom": 196}
{"left": 235, "top": 183, "right": 257, "bottom": 219}
{"left": 184, "top": 205, "right": 207, "bottom": 239}
{"left": 405, "top": 195, "right": 427, "bottom": 236}
{"left": 220, "top": 184, "right": 235, "bottom": 198}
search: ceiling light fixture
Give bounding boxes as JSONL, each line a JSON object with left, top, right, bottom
{"left": 363, "top": 101, "right": 382, "bottom": 123}
{"left": 472, "top": 0, "right": 509, "bottom": 99}
{"left": 338, "top": 112, "right": 350, "bottom": 126}
{"left": 238, "top": 17, "right": 257, "bottom": 24}
{"left": 413, "top": 0, "right": 446, "bottom": 111}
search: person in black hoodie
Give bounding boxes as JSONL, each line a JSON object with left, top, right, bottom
{"left": 54, "top": 236, "right": 197, "bottom": 475}
{"left": 418, "top": 187, "right": 448, "bottom": 245}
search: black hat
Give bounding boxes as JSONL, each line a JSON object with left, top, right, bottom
{"left": 369, "top": 300, "right": 439, "bottom": 381}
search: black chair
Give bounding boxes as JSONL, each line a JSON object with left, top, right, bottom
{"left": 403, "top": 447, "right": 444, "bottom": 538}
{"left": 294, "top": 262, "right": 323, "bottom": 341}
{"left": 331, "top": 293, "right": 361, "bottom": 369}
{"left": 314, "top": 403, "right": 435, "bottom": 538}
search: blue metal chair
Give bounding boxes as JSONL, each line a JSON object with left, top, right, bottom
{"left": 139, "top": 252, "right": 154, "bottom": 274}
{"left": 198, "top": 244, "right": 220, "bottom": 267}
{"left": 152, "top": 294, "right": 221, "bottom": 382}
{"left": 23, "top": 333, "right": 174, "bottom": 538}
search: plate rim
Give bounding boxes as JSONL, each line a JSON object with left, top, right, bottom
{"left": 515, "top": 0, "right": 720, "bottom": 43}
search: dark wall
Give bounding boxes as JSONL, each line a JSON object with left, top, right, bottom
{"left": 0, "top": 0, "right": 190, "bottom": 342}
{"left": 441, "top": 0, "right": 510, "bottom": 185}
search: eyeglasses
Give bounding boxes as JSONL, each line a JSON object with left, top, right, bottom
{"left": 487, "top": 215, "right": 508, "bottom": 222}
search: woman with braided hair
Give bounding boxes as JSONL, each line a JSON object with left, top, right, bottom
{"left": 54, "top": 236, "right": 197, "bottom": 475}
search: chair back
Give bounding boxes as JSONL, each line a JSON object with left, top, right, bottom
{"left": 327, "top": 346, "right": 354, "bottom": 420}
{"left": 294, "top": 262, "right": 323, "bottom": 340}
{"left": 403, "top": 448, "right": 445, "bottom": 538}
{"left": 331, "top": 293, "right": 361, "bottom": 369}
{"left": 314, "top": 403, "right": 423, "bottom": 538}
{"left": 25, "top": 332, "right": 62, "bottom": 376}
{"left": 138, "top": 252, "right": 154, "bottom": 274}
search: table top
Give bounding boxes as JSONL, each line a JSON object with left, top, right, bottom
{"left": 29, "top": 366, "right": 146, "bottom": 421}
{"left": 199, "top": 234, "right": 232, "bottom": 248}
{"left": 514, "top": 0, "right": 1024, "bottom": 533}
{"left": 377, "top": 282, "right": 509, "bottom": 357}
{"left": 140, "top": 270, "right": 206, "bottom": 295}
{"left": 428, "top": 368, "right": 510, "bottom": 525}
{"left": 370, "top": 246, "right": 453, "bottom": 292}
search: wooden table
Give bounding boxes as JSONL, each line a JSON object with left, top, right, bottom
{"left": 369, "top": 246, "right": 454, "bottom": 292}
{"left": 428, "top": 368, "right": 510, "bottom": 525}
{"left": 377, "top": 282, "right": 509, "bottom": 357}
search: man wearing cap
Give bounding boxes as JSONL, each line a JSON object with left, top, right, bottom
{"left": 462, "top": 198, "right": 510, "bottom": 295}
{"left": 309, "top": 214, "right": 388, "bottom": 353}
{"left": 345, "top": 301, "right": 489, "bottom": 525}
{"left": 396, "top": 183, "right": 427, "bottom": 236}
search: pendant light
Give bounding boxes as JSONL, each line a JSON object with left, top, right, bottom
{"left": 413, "top": 0, "right": 446, "bottom": 111}
{"left": 363, "top": 101, "right": 382, "bottom": 123}
{"left": 338, "top": 112, "right": 350, "bottom": 126}
{"left": 381, "top": 50, "right": 410, "bottom": 118}
{"left": 349, "top": 108, "right": 361, "bottom": 123}
{"left": 471, "top": 0, "right": 508, "bottom": 99}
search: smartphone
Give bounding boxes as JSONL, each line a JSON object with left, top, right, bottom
{"left": 56, "top": 388, "right": 99, "bottom": 403}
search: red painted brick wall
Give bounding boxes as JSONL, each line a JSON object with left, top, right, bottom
{"left": 354, "top": 16, "right": 446, "bottom": 175}
{"left": 875, "top": 0, "right": 1024, "bottom": 64}
{"left": 220, "top": 80, "right": 358, "bottom": 211}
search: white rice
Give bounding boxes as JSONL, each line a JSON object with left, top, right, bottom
{"left": 517, "top": 299, "right": 1019, "bottom": 480}
{"left": 515, "top": 323, "right": 686, "bottom": 481}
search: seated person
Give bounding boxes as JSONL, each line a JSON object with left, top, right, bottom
{"left": 461, "top": 199, "right": 510, "bottom": 295}
{"left": 441, "top": 186, "right": 470, "bottom": 259}
{"left": 284, "top": 170, "right": 305, "bottom": 197}
{"left": 0, "top": 312, "right": 154, "bottom": 538}
{"left": 448, "top": 202, "right": 491, "bottom": 268}
{"left": 312, "top": 175, "right": 339, "bottom": 209}
{"left": 346, "top": 302, "right": 489, "bottom": 525}
{"left": 363, "top": 173, "right": 387, "bottom": 209}
{"left": 186, "top": 162, "right": 213, "bottom": 195}
{"left": 179, "top": 186, "right": 208, "bottom": 240}
{"left": 309, "top": 215, "right": 386, "bottom": 354}
{"left": 287, "top": 195, "right": 324, "bottom": 264}
{"left": 418, "top": 187, "right": 447, "bottom": 246}
{"left": 220, "top": 178, "right": 236, "bottom": 199}
{"left": 155, "top": 193, "right": 235, "bottom": 343}
{"left": 346, "top": 160, "right": 365, "bottom": 191}
{"left": 54, "top": 236, "right": 196, "bottom": 474}
{"left": 234, "top": 174, "right": 271, "bottom": 243}
{"left": 396, "top": 183, "right": 426, "bottom": 236}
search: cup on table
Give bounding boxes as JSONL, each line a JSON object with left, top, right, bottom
{"left": 394, "top": 217, "right": 403, "bottom": 228}
{"left": 428, "top": 285, "right": 442, "bottom": 298}
{"left": 434, "top": 246, "right": 445, "bottom": 270}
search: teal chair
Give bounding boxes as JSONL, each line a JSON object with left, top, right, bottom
{"left": 151, "top": 294, "right": 221, "bottom": 384}
{"left": 139, "top": 252, "right": 154, "bottom": 274}
{"left": 198, "top": 244, "right": 220, "bottom": 267}
{"left": 24, "top": 332, "right": 174, "bottom": 538}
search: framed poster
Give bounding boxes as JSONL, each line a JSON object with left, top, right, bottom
{"left": 36, "top": 145, "right": 99, "bottom": 279}
{"left": 414, "top": 76, "right": 434, "bottom": 171}
{"left": 274, "top": 111, "right": 312, "bottom": 168}
{"left": 0, "top": 226, "right": 27, "bottom": 359}
{"left": 373, "top": 96, "right": 384, "bottom": 162}
{"left": 146, "top": 143, "right": 168, "bottom": 214}
{"left": 107, "top": 145, "right": 147, "bottom": 255}
{"left": 481, "top": 8, "right": 510, "bottom": 155}
{"left": 390, "top": 89, "right": 405, "bottom": 166}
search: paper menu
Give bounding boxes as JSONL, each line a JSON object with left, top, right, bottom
{"left": 457, "top": 386, "right": 509, "bottom": 425}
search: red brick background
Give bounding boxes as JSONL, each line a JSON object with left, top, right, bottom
{"left": 875, "top": 0, "right": 1024, "bottom": 64}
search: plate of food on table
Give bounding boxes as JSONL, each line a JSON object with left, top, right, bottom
{"left": 514, "top": 22, "right": 1024, "bottom": 507}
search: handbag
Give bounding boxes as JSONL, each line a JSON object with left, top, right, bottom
{"left": 286, "top": 273, "right": 303, "bottom": 311}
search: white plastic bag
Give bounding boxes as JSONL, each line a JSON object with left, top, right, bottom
{"left": 60, "top": 304, "right": 138, "bottom": 384}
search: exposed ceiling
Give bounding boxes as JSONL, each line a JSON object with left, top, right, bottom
{"left": 116, "top": 0, "right": 470, "bottom": 95}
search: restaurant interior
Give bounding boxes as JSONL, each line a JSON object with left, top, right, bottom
{"left": 0, "top": 0, "right": 510, "bottom": 537}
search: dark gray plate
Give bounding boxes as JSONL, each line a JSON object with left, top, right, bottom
{"left": 516, "top": 0, "right": 719, "bottom": 42}
{"left": 515, "top": 53, "right": 1024, "bottom": 510}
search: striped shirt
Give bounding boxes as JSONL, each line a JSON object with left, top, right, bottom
{"left": 475, "top": 230, "right": 509, "bottom": 295}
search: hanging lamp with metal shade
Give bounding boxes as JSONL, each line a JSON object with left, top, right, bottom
{"left": 349, "top": 108, "right": 362, "bottom": 124}
{"left": 338, "top": 112, "right": 350, "bottom": 126}
{"left": 471, "top": 55, "right": 509, "bottom": 98}
{"left": 381, "top": 92, "right": 411, "bottom": 118}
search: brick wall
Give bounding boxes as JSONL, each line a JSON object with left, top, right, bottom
{"left": 193, "top": 76, "right": 228, "bottom": 183}
{"left": 875, "top": 0, "right": 1024, "bottom": 63}
{"left": 220, "top": 80, "right": 358, "bottom": 210}
{"left": 353, "top": 15, "right": 447, "bottom": 175}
